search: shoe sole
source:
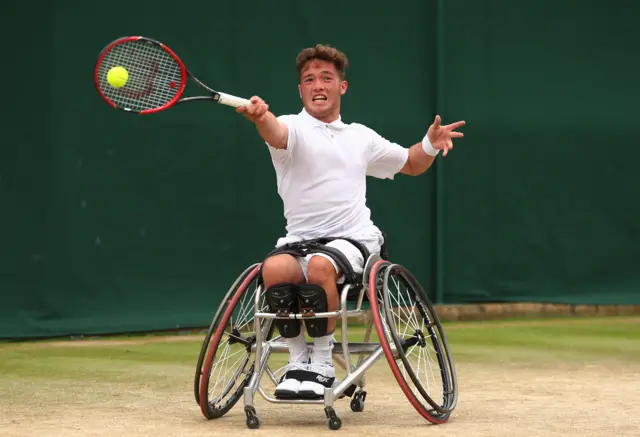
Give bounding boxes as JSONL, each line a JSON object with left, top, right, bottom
{"left": 274, "top": 389, "right": 300, "bottom": 399}
{"left": 297, "top": 390, "right": 324, "bottom": 399}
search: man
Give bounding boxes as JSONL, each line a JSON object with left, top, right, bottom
{"left": 236, "top": 44, "right": 464, "bottom": 399}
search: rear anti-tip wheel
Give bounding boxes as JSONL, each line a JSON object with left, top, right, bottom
{"left": 368, "top": 260, "right": 458, "bottom": 424}
{"left": 350, "top": 390, "right": 366, "bottom": 412}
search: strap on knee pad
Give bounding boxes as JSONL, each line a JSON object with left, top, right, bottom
{"left": 265, "top": 283, "right": 301, "bottom": 338}
{"left": 299, "top": 284, "right": 331, "bottom": 338}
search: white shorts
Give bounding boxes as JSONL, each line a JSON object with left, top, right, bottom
{"left": 275, "top": 235, "right": 382, "bottom": 283}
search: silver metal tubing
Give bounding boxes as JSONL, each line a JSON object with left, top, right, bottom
{"left": 254, "top": 309, "right": 365, "bottom": 320}
{"left": 253, "top": 341, "right": 384, "bottom": 355}
{"left": 331, "top": 347, "right": 385, "bottom": 401}
{"left": 257, "top": 386, "right": 326, "bottom": 405}
{"left": 340, "top": 284, "right": 352, "bottom": 375}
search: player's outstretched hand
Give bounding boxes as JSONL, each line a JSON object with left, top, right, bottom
{"left": 236, "top": 96, "right": 270, "bottom": 123}
{"left": 427, "top": 115, "right": 465, "bottom": 157}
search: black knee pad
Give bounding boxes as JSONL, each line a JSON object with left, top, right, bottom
{"left": 298, "top": 284, "right": 331, "bottom": 338}
{"left": 265, "top": 283, "right": 301, "bottom": 338}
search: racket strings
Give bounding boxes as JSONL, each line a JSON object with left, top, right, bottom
{"left": 97, "top": 39, "right": 183, "bottom": 112}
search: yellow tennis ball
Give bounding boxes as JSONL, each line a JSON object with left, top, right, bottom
{"left": 107, "top": 66, "right": 129, "bottom": 88}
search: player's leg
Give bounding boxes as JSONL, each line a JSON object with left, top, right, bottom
{"left": 296, "top": 239, "right": 372, "bottom": 398}
{"left": 262, "top": 254, "right": 309, "bottom": 398}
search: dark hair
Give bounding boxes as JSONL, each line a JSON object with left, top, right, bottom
{"left": 296, "top": 44, "right": 349, "bottom": 80}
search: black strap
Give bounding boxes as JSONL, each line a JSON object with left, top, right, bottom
{"left": 262, "top": 237, "right": 371, "bottom": 284}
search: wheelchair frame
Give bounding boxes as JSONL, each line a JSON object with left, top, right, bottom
{"left": 195, "top": 251, "right": 458, "bottom": 431}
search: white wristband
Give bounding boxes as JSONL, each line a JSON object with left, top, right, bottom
{"left": 422, "top": 134, "right": 440, "bottom": 157}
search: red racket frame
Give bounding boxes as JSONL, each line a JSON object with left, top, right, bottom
{"left": 94, "top": 36, "right": 188, "bottom": 114}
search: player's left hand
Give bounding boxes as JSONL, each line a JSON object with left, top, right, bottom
{"left": 427, "top": 115, "right": 466, "bottom": 157}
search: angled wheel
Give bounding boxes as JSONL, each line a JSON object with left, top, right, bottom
{"left": 197, "top": 264, "right": 268, "bottom": 419}
{"left": 368, "top": 260, "right": 458, "bottom": 424}
{"left": 193, "top": 263, "right": 260, "bottom": 405}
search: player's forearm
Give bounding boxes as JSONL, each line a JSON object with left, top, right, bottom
{"left": 255, "top": 112, "right": 288, "bottom": 149}
{"left": 405, "top": 141, "right": 437, "bottom": 176}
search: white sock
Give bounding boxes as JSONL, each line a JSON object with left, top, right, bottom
{"left": 312, "top": 334, "right": 335, "bottom": 366}
{"left": 286, "top": 329, "right": 309, "bottom": 364}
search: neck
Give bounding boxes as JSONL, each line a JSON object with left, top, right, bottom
{"left": 305, "top": 107, "right": 341, "bottom": 124}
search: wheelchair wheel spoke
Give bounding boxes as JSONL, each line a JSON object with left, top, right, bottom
{"left": 198, "top": 265, "right": 263, "bottom": 420}
{"left": 371, "top": 262, "right": 458, "bottom": 422}
{"left": 210, "top": 348, "right": 251, "bottom": 404}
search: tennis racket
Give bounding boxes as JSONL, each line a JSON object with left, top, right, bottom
{"left": 94, "top": 36, "right": 251, "bottom": 114}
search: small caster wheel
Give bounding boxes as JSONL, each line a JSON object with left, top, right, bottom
{"left": 245, "top": 406, "right": 260, "bottom": 429}
{"left": 350, "top": 391, "right": 366, "bottom": 412}
{"left": 247, "top": 416, "right": 260, "bottom": 429}
{"left": 325, "top": 407, "right": 342, "bottom": 430}
{"left": 350, "top": 398, "right": 364, "bottom": 412}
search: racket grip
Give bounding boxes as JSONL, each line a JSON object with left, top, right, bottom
{"left": 217, "top": 92, "right": 252, "bottom": 108}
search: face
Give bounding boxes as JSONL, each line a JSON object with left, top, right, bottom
{"left": 298, "top": 59, "right": 348, "bottom": 123}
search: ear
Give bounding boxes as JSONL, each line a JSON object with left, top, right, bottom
{"left": 298, "top": 83, "right": 302, "bottom": 99}
{"left": 340, "top": 80, "right": 348, "bottom": 95}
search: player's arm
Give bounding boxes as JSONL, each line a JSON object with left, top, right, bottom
{"left": 401, "top": 115, "right": 466, "bottom": 176}
{"left": 236, "top": 96, "right": 289, "bottom": 149}
{"left": 400, "top": 141, "right": 437, "bottom": 176}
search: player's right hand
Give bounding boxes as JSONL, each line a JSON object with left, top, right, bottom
{"left": 236, "top": 96, "right": 269, "bottom": 123}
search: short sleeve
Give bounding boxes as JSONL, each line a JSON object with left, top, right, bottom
{"left": 265, "top": 114, "right": 298, "bottom": 151}
{"left": 365, "top": 128, "right": 409, "bottom": 180}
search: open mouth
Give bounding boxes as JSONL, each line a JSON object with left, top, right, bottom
{"left": 312, "top": 95, "right": 327, "bottom": 102}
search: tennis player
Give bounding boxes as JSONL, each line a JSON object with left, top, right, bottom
{"left": 236, "top": 44, "right": 465, "bottom": 399}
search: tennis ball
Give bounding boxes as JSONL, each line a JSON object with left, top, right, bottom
{"left": 107, "top": 66, "right": 129, "bottom": 88}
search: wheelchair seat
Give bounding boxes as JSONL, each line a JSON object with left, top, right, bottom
{"left": 259, "top": 232, "right": 389, "bottom": 302}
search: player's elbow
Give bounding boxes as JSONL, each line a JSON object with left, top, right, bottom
{"left": 400, "top": 160, "right": 427, "bottom": 176}
{"left": 269, "top": 131, "right": 288, "bottom": 149}
{"left": 259, "top": 119, "right": 289, "bottom": 149}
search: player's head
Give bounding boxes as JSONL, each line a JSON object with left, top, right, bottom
{"left": 296, "top": 44, "right": 348, "bottom": 122}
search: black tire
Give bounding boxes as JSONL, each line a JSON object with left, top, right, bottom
{"left": 193, "top": 263, "right": 261, "bottom": 405}
{"left": 198, "top": 264, "right": 266, "bottom": 419}
{"left": 369, "top": 260, "right": 458, "bottom": 424}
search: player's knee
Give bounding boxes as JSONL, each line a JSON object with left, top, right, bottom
{"left": 299, "top": 284, "right": 332, "bottom": 337}
{"left": 262, "top": 254, "right": 303, "bottom": 287}
{"left": 265, "top": 283, "right": 301, "bottom": 338}
{"left": 307, "top": 256, "right": 338, "bottom": 285}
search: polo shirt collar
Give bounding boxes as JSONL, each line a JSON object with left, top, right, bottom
{"left": 300, "top": 108, "right": 347, "bottom": 130}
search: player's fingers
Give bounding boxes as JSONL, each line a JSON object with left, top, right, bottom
{"left": 256, "top": 110, "right": 270, "bottom": 123}
{"left": 246, "top": 104, "right": 257, "bottom": 116}
{"left": 433, "top": 115, "right": 441, "bottom": 128}
{"left": 256, "top": 103, "right": 268, "bottom": 117}
{"left": 450, "top": 132, "right": 464, "bottom": 138}
{"left": 250, "top": 96, "right": 262, "bottom": 104}
{"left": 444, "top": 120, "right": 466, "bottom": 130}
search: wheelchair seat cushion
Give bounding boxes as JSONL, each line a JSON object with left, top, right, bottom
{"left": 262, "top": 237, "right": 371, "bottom": 285}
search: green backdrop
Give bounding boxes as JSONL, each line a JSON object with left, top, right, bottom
{"left": 1, "top": 0, "right": 638, "bottom": 339}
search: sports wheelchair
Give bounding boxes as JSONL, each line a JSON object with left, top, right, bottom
{"left": 193, "top": 237, "right": 458, "bottom": 430}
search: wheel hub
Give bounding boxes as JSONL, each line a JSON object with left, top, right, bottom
{"left": 414, "top": 329, "right": 427, "bottom": 347}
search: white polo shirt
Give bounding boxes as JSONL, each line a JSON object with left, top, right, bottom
{"left": 266, "top": 108, "right": 409, "bottom": 242}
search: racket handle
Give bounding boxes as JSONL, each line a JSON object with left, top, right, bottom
{"left": 217, "top": 92, "right": 252, "bottom": 108}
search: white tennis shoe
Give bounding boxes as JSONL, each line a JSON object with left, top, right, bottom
{"left": 297, "top": 363, "right": 336, "bottom": 399}
{"left": 274, "top": 362, "right": 309, "bottom": 399}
